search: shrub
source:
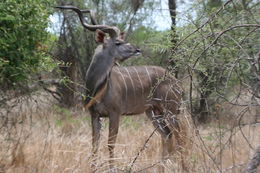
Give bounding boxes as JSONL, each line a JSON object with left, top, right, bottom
{"left": 0, "top": 0, "right": 54, "bottom": 89}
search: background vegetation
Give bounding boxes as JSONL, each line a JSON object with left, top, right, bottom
{"left": 0, "top": 0, "right": 259, "bottom": 172}
{"left": 0, "top": 0, "right": 55, "bottom": 89}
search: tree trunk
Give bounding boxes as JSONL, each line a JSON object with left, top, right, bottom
{"left": 197, "top": 92, "right": 209, "bottom": 123}
{"left": 195, "top": 70, "right": 212, "bottom": 124}
{"left": 168, "top": 0, "right": 176, "bottom": 27}
{"left": 168, "top": 0, "right": 178, "bottom": 78}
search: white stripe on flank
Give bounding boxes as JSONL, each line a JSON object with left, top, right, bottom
{"left": 133, "top": 67, "right": 144, "bottom": 96}
{"left": 116, "top": 67, "right": 128, "bottom": 105}
{"left": 145, "top": 66, "right": 152, "bottom": 85}
{"left": 124, "top": 67, "right": 136, "bottom": 101}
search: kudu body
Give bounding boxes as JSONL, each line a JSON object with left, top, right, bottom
{"left": 56, "top": 6, "right": 185, "bottom": 171}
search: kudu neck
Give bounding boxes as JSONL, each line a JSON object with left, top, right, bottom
{"left": 84, "top": 44, "right": 116, "bottom": 105}
{"left": 90, "top": 44, "right": 116, "bottom": 71}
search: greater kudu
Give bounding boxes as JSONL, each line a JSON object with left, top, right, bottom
{"left": 56, "top": 6, "right": 185, "bottom": 171}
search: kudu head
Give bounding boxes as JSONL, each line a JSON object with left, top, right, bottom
{"left": 55, "top": 6, "right": 141, "bottom": 63}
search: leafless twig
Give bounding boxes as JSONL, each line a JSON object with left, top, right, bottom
{"left": 129, "top": 125, "right": 159, "bottom": 172}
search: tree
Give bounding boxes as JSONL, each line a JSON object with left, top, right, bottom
{"left": 53, "top": 0, "right": 96, "bottom": 107}
{"left": 194, "top": 0, "right": 223, "bottom": 123}
{"left": 0, "top": 0, "right": 54, "bottom": 89}
{"left": 172, "top": 0, "right": 260, "bottom": 123}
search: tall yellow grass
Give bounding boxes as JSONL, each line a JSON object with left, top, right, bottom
{"left": 0, "top": 99, "right": 259, "bottom": 173}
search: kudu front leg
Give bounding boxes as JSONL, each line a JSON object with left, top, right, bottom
{"left": 90, "top": 110, "right": 101, "bottom": 168}
{"left": 108, "top": 113, "right": 120, "bottom": 170}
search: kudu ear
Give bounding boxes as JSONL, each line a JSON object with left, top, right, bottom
{"left": 95, "top": 30, "right": 106, "bottom": 43}
{"left": 119, "top": 32, "right": 126, "bottom": 40}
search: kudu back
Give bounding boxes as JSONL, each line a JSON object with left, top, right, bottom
{"left": 56, "top": 6, "right": 186, "bottom": 171}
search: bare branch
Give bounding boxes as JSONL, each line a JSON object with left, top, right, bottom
{"left": 193, "top": 24, "right": 260, "bottom": 68}
{"left": 129, "top": 125, "right": 159, "bottom": 171}
{"left": 174, "top": 0, "right": 234, "bottom": 53}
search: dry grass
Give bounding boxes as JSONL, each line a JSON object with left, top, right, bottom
{"left": 0, "top": 96, "right": 259, "bottom": 173}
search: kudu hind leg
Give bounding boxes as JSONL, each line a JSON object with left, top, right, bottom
{"left": 166, "top": 111, "right": 188, "bottom": 171}
{"left": 145, "top": 107, "right": 174, "bottom": 159}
